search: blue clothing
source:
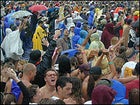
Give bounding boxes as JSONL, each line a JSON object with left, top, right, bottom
{"left": 88, "top": 7, "right": 95, "bottom": 28}
{"left": 61, "top": 49, "right": 79, "bottom": 58}
{"left": 111, "top": 79, "right": 129, "bottom": 104}
{"left": 77, "top": 30, "right": 89, "bottom": 49}
{"left": 11, "top": 80, "right": 21, "bottom": 101}
{"left": 72, "top": 27, "right": 81, "bottom": 49}
{"left": 20, "top": 29, "right": 33, "bottom": 60}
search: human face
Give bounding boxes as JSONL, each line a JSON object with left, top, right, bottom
{"left": 45, "top": 71, "right": 58, "bottom": 86}
{"left": 64, "top": 29, "right": 69, "bottom": 36}
{"left": 76, "top": 53, "right": 83, "bottom": 65}
{"left": 60, "top": 83, "right": 72, "bottom": 99}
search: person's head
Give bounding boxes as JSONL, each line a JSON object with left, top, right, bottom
{"left": 29, "top": 50, "right": 41, "bottom": 65}
{"left": 70, "top": 57, "right": 79, "bottom": 70}
{"left": 89, "top": 66, "right": 102, "bottom": 81}
{"left": 16, "top": 59, "right": 27, "bottom": 71}
{"left": 3, "top": 93, "right": 16, "bottom": 104}
{"left": 63, "top": 28, "right": 69, "bottom": 37}
{"left": 78, "top": 63, "right": 90, "bottom": 80}
{"left": 70, "top": 77, "right": 83, "bottom": 104}
{"left": 55, "top": 76, "right": 72, "bottom": 100}
{"left": 74, "top": 52, "right": 83, "bottom": 65}
{"left": 44, "top": 68, "right": 58, "bottom": 86}
{"left": 96, "top": 78, "right": 112, "bottom": 87}
{"left": 28, "top": 84, "right": 42, "bottom": 103}
{"left": 110, "top": 37, "right": 119, "bottom": 45}
{"left": 58, "top": 55, "right": 71, "bottom": 77}
{"left": 113, "top": 56, "right": 126, "bottom": 69}
{"left": 92, "top": 85, "right": 116, "bottom": 104}
{"left": 55, "top": 29, "right": 61, "bottom": 37}
{"left": 129, "top": 88, "right": 139, "bottom": 104}
{"left": 125, "top": 48, "right": 138, "bottom": 61}
{"left": 87, "top": 66, "right": 102, "bottom": 99}
{"left": 38, "top": 20, "right": 44, "bottom": 27}
{"left": 22, "top": 63, "right": 37, "bottom": 81}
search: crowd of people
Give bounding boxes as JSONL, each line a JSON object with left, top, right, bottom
{"left": 0, "top": 0, "right": 139, "bottom": 104}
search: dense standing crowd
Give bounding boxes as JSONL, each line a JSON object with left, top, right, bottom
{"left": 0, "top": 0, "right": 139, "bottom": 104}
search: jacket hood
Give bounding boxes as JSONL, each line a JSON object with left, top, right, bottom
{"left": 74, "top": 27, "right": 81, "bottom": 36}
{"left": 111, "top": 79, "right": 128, "bottom": 104}
{"left": 80, "top": 30, "right": 88, "bottom": 38}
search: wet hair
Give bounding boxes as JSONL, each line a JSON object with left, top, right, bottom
{"left": 3, "top": 93, "right": 16, "bottom": 104}
{"left": 28, "top": 84, "right": 39, "bottom": 102}
{"left": 71, "top": 77, "right": 83, "bottom": 104}
{"left": 44, "top": 68, "right": 58, "bottom": 77}
{"left": 55, "top": 76, "right": 72, "bottom": 92}
{"left": 129, "top": 88, "right": 139, "bottom": 104}
{"left": 58, "top": 55, "right": 71, "bottom": 77}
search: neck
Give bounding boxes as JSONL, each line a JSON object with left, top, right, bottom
{"left": 64, "top": 36, "right": 68, "bottom": 40}
{"left": 45, "top": 84, "right": 55, "bottom": 92}
{"left": 21, "top": 74, "right": 31, "bottom": 82}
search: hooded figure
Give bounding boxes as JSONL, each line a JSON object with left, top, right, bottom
{"left": 72, "top": 22, "right": 82, "bottom": 49}
{"left": 111, "top": 79, "right": 129, "bottom": 104}
{"left": 88, "top": 6, "right": 95, "bottom": 28}
{"left": 77, "top": 30, "right": 89, "bottom": 49}
{"left": 92, "top": 85, "right": 116, "bottom": 104}
{"left": 101, "top": 23, "right": 115, "bottom": 48}
{"left": 89, "top": 32, "right": 105, "bottom": 50}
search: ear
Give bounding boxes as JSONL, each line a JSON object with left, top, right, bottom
{"left": 57, "top": 86, "right": 62, "bottom": 91}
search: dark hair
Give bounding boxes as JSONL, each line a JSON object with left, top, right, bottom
{"left": 71, "top": 77, "right": 83, "bottom": 104}
{"left": 89, "top": 66, "right": 102, "bottom": 80}
{"left": 58, "top": 55, "right": 71, "bottom": 76}
{"left": 44, "top": 68, "right": 58, "bottom": 77}
{"left": 28, "top": 84, "right": 39, "bottom": 102}
{"left": 87, "top": 74, "right": 95, "bottom": 100}
{"left": 133, "top": 62, "right": 140, "bottom": 76}
{"left": 55, "top": 76, "right": 72, "bottom": 92}
{"left": 129, "top": 88, "right": 139, "bottom": 104}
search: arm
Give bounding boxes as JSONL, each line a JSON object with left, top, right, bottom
{"left": 117, "top": 76, "right": 137, "bottom": 84}
{"left": 103, "top": 49, "right": 117, "bottom": 79}
{"left": 82, "top": 28, "right": 96, "bottom": 47}
{"left": 56, "top": 14, "right": 70, "bottom": 23}
{"left": 6, "top": 68, "right": 30, "bottom": 104}
{"left": 51, "top": 46, "right": 61, "bottom": 67}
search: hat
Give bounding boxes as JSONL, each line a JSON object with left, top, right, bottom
{"left": 29, "top": 50, "right": 41, "bottom": 64}
{"left": 79, "top": 63, "right": 90, "bottom": 75}
{"left": 68, "top": 23, "right": 75, "bottom": 30}
{"left": 131, "top": 19, "right": 139, "bottom": 28}
{"left": 126, "top": 48, "right": 139, "bottom": 59}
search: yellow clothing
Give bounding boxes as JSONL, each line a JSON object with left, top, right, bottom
{"left": 32, "top": 25, "right": 47, "bottom": 50}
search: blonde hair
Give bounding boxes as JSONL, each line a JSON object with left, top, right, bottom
{"left": 113, "top": 57, "right": 126, "bottom": 69}
{"left": 111, "top": 37, "right": 119, "bottom": 45}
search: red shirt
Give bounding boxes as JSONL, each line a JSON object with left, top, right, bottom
{"left": 125, "top": 79, "right": 139, "bottom": 99}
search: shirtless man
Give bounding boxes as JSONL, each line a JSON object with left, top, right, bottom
{"left": 21, "top": 63, "right": 37, "bottom": 87}
{"left": 40, "top": 68, "right": 58, "bottom": 99}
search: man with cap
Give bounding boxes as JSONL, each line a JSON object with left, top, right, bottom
{"left": 29, "top": 33, "right": 59, "bottom": 88}
{"left": 120, "top": 48, "right": 138, "bottom": 78}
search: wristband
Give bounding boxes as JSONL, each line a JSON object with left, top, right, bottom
{"left": 108, "top": 61, "right": 114, "bottom": 65}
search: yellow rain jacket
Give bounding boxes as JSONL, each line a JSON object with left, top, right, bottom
{"left": 32, "top": 25, "right": 47, "bottom": 50}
